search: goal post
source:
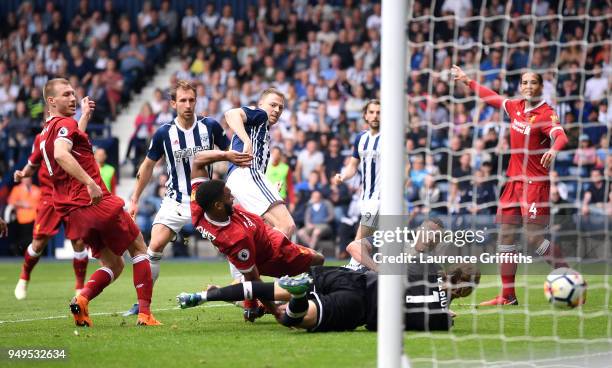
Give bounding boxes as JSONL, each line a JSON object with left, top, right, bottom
{"left": 377, "top": 0, "right": 408, "bottom": 367}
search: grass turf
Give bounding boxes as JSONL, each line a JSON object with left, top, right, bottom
{"left": 0, "top": 260, "right": 611, "bottom": 367}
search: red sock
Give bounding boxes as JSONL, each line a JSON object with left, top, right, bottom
{"left": 132, "top": 255, "right": 152, "bottom": 315}
{"left": 500, "top": 251, "right": 518, "bottom": 298}
{"left": 542, "top": 242, "right": 569, "bottom": 269}
{"left": 72, "top": 253, "right": 89, "bottom": 290}
{"left": 80, "top": 268, "right": 113, "bottom": 301}
{"left": 20, "top": 244, "right": 41, "bottom": 281}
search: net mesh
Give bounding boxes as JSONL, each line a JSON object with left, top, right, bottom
{"left": 400, "top": 0, "right": 612, "bottom": 366}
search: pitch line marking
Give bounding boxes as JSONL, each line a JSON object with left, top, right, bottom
{"left": 0, "top": 303, "right": 233, "bottom": 324}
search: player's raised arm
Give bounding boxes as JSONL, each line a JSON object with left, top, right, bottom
{"left": 15, "top": 134, "right": 45, "bottom": 183}
{"left": 54, "top": 139, "right": 103, "bottom": 205}
{"left": 191, "top": 150, "right": 252, "bottom": 179}
{"left": 224, "top": 108, "right": 252, "bottom": 155}
{"left": 333, "top": 134, "right": 363, "bottom": 185}
{"left": 130, "top": 126, "right": 167, "bottom": 217}
{"left": 77, "top": 96, "right": 96, "bottom": 131}
{"left": 334, "top": 157, "right": 360, "bottom": 185}
{"left": 452, "top": 65, "right": 506, "bottom": 109}
{"left": 129, "top": 157, "right": 156, "bottom": 217}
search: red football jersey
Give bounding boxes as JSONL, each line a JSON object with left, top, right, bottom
{"left": 39, "top": 116, "right": 110, "bottom": 216}
{"left": 193, "top": 204, "right": 278, "bottom": 273}
{"left": 28, "top": 133, "right": 54, "bottom": 199}
{"left": 502, "top": 99, "right": 563, "bottom": 181}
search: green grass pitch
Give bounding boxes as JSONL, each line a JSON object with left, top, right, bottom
{"left": 0, "top": 260, "right": 611, "bottom": 367}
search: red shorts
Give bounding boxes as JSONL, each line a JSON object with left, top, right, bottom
{"left": 257, "top": 229, "right": 317, "bottom": 278}
{"left": 496, "top": 180, "right": 550, "bottom": 225}
{"left": 33, "top": 198, "right": 63, "bottom": 239}
{"left": 65, "top": 195, "right": 140, "bottom": 258}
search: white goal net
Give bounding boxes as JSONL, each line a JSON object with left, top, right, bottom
{"left": 378, "top": 0, "right": 612, "bottom": 367}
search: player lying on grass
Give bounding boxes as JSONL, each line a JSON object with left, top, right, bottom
{"left": 189, "top": 159, "right": 324, "bottom": 319}
{"left": 177, "top": 263, "right": 480, "bottom": 332}
{"left": 345, "top": 217, "right": 444, "bottom": 272}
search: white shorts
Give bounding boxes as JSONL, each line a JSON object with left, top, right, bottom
{"left": 152, "top": 197, "right": 192, "bottom": 234}
{"left": 360, "top": 199, "right": 380, "bottom": 228}
{"left": 226, "top": 167, "right": 283, "bottom": 216}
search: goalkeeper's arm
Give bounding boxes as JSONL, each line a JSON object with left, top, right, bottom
{"left": 451, "top": 65, "right": 505, "bottom": 109}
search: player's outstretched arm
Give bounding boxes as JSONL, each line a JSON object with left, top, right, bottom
{"left": 130, "top": 157, "right": 156, "bottom": 217}
{"left": 224, "top": 108, "right": 252, "bottom": 155}
{"left": 191, "top": 149, "right": 253, "bottom": 179}
{"left": 54, "top": 140, "right": 103, "bottom": 205}
{"left": 347, "top": 238, "right": 378, "bottom": 272}
{"left": 13, "top": 163, "right": 37, "bottom": 183}
{"left": 333, "top": 157, "right": 360, "bottom": 185}
{"left": 77, "top": 96, "right": 96, "bottom": 131}
{"left": 541, "top": 129, "right": 568, "bottom": 169}
{"left": 451, "top": 65, "right": 505, "bottom": 109}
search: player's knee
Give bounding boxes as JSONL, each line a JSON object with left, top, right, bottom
{"left": 279, "top": 222, "right": 296, "bottom": 238}
{"left": 104, "top": 257, "right": 124, "bottom": 279}
{"left": 527, "top": 234, "right": 544, "bottom": 249}
{"left": 128, "top": 233, "right": 147, "bottom": 256}
{"left": 499, "top": 233, "right": 516, "bottom": 246}
{"left": 346, "top": 241, "right": 359, "bottom": 257}
{"left": 311, "top": 252, "right": 325, "bottom": 266}
{"left": 148, "top": 237, "right": 167, "bottom": 253}
{"left": 71, "top": 239, "right": 86, "bottom": 252}
{"left": 31, "top": 237, "right": 49, "bottom": 253}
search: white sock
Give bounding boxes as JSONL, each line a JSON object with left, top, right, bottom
{"left": 27, "top": 244, "right": 42, "bottom": 258}
{"left": 535, "top": 239, "right": 551, "bottom": 256}
{"left": 243, "top": 281, "right": 253, "bottom": 300}
{"left": 197, "top": 291, "right": 208, "bottom": 302}
{"left": 147, "top": 248, "right": 163, "bottom": 284}
{"left": 73, "top": 250, "right": 88, "bottom": 260}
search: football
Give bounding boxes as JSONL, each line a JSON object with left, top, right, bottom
{"left": 544, "top": 267, "right": 587, "bottom": 308}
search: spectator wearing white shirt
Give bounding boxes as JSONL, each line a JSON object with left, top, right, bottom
{"left": 584, "top": 65, "right": 608, "bottom": 102}
{"left": 296, "top": 139, "right": 325, "bottom": 183}
{"left": 296, "top": 100, "right": 317, "bottom": 131}
{"left": 219, "top": 5, "right": 235, "bottom": 34}
{"left": 366, "top": 3, "right": 381, "bottom": 31}
{"left": 0, "top": 74, "right": 19, "bottom": 115}
{"left": 201, "top": 3, "right": 219, "bottom": 30}
{"left": 181, "top": 6, "right": 201, "bottom": 41}
{"left": 442, "top": 0, "right": 473, "bottom": 27}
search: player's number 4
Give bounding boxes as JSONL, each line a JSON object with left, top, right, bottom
{"left": 40, "top": 139, "right": 54, "bottom": 176}
{"left": 529, "top": 202, "right": 537, "bottom": 218}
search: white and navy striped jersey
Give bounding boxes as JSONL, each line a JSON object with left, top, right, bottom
{"left": 228, "top": 107, "right": 270, "bottom": 175}
{"left": 147, "top": 116, "right": 230, "bottom": 205}
{"left": 353, "top": 130, "right": 381, "bottom": 201}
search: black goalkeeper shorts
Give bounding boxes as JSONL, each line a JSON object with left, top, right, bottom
{"left": 307, "top": 266, "right": 367, "bottom": 332}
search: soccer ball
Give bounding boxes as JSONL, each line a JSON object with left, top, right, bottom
{"left": 543, "top": 267, "right": 587, "bottom": 308}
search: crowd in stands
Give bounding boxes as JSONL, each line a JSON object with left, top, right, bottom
{"left": 0, "top": 0, "right": 172, "bottom": 207}
{"left": 0, "top": 0, "right": 611, "bottom": 258}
